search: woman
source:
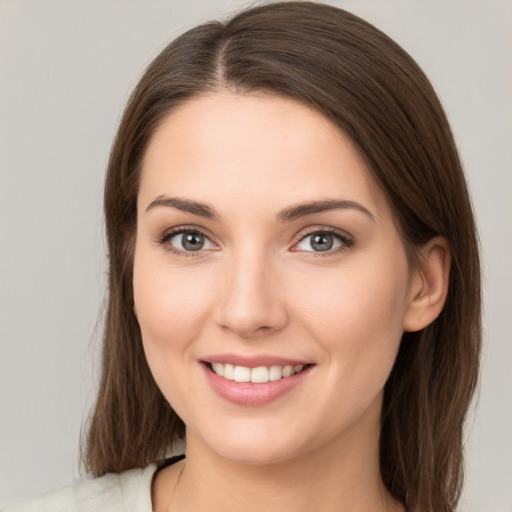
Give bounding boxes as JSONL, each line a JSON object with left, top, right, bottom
{"left": 6, "top": 2, "right": 481, "bottom": 511}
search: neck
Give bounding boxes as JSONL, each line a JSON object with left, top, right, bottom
{"left": 170, "top": 401, "right": 403, "bottom": 512}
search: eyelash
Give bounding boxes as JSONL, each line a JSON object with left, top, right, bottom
{"left": 157, "top": 226, "right": 354, "bottom": 258}
{"left": 157, "top": 226, "right": 215, "bottom": 258}
{"left": 292, "top": 227, "right": 354, "bottom": 257}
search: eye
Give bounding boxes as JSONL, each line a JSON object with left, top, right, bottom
{"left": 160, "top": 229, "right": 216, "bottom": 255}
{"left": 293, "top": 228, "right": 353, "bottom": 254}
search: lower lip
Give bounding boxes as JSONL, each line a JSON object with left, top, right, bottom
{"left": 202, "top": 363, "right": 312, "bottom": 406}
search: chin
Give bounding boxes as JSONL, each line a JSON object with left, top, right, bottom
{"left": 187, "top": 423, "right": 311, "bottom": 466}
{"left": 215, "top": 442, "right": 304, "bottom": 466}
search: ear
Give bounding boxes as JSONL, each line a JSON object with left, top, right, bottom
{"left": 403, "top": 236, "right": 451, "bottom": 332}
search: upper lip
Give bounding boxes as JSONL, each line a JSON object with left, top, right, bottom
{"left": 202, "top": 353, "right": 311, "bottom": 368}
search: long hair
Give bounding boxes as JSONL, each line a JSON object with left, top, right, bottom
{"left": 84, "top": 3, "right": 481, "bottom": 511}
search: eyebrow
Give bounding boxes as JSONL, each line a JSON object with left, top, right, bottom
{"left": 145, "top": 196, "right": 375, "bottom": 222}
{"left": 277, "top": 199, "right": 375, "bottom": 223}
{"left": 145, "top": 196, "right": 220, "bottom": 219}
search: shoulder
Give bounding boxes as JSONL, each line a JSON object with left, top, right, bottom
{"left": 3, "top": 463, "right": 157, "bottom": 512}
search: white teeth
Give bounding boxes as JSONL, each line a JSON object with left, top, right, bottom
{"left": 210, "top": 362, "right": 307, "bottom": 383}
{"left": 212, "top": 362, "right": 224, "bottom": 377}
{"left": 233, "top": 366, "right": 251, "bottom": 383}
{"left": 269, "top": 365, "right": 283, "bottom": 381}
{"left": 250, "top": 366, "right": 269, "bottom": 383}
{"left": 223, "top": 363, "right": 235, "bottom": 380}
{"left": 282, "top": 365, "right": 293, "bottom": 378}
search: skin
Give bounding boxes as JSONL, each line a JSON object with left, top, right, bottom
{"left": 133, "top": 92, "right": 449, "bottom": 512}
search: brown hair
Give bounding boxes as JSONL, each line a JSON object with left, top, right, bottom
{"left": 84, "top": 3, "right": 481, "bottom": 511}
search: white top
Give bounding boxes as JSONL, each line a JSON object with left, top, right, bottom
{"left": 3, "top": 463, "right": 157, "bottom": 512}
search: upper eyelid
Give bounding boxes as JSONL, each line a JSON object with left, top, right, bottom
{"left": 155, "top": 226, "right": 216, "bottom": 253}
{"left": 159, "top": 224, "right": 350, "bottom": 237}
{"left": 160, "top": 225, "right": 214, "bottom": 241}
{"left": 293, "top": 226, "right": 353, "bottom": 243}
{"left": 157, "top": 225, "right": 353, "bottom": 249}
{"left": 158, "top": 227, "right": 217, "bottom": 257}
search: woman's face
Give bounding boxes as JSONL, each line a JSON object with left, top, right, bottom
{"left": 134, "top": 93, "right": 417, "bottom": 464}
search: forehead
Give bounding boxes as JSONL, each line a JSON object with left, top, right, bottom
{"left": 139, "top": 93, "right": 390, "bottom": 220}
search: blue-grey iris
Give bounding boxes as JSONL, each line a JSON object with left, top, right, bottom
{"left": 183, "top": 232, "right": 205, "bottom": 251}
{"left": 311, "top": 234, "right": 334, "bottom": 251}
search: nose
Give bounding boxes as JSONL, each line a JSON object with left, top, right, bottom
{"left": 213, "top": 247, "right": 288, "bottom": 339}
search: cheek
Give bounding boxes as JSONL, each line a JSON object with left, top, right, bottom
{"left": 295, "top": 257, "right": 409, "bottom": 373}
{"left": 290, "top": 256, "right": 410, "bottom": 435}
{"left": 132, "top": 253, "right": 213, "bottom": 357}
{"left": 132, "top": 251, "right": 219, "bottom": 413}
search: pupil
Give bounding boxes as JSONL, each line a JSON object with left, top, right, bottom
{"left": 311, "top": 234, "right": 333, "bottom": 251}
{"left": 183, "top": 232, "right": 204, "bottom": 251}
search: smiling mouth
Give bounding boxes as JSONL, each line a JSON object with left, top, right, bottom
{"left": 204, "top": 362, "right": 310, "bottom": 383}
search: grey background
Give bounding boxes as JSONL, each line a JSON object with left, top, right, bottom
{"left": 1, "top": 1, "right": 511, "bottom": 510}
